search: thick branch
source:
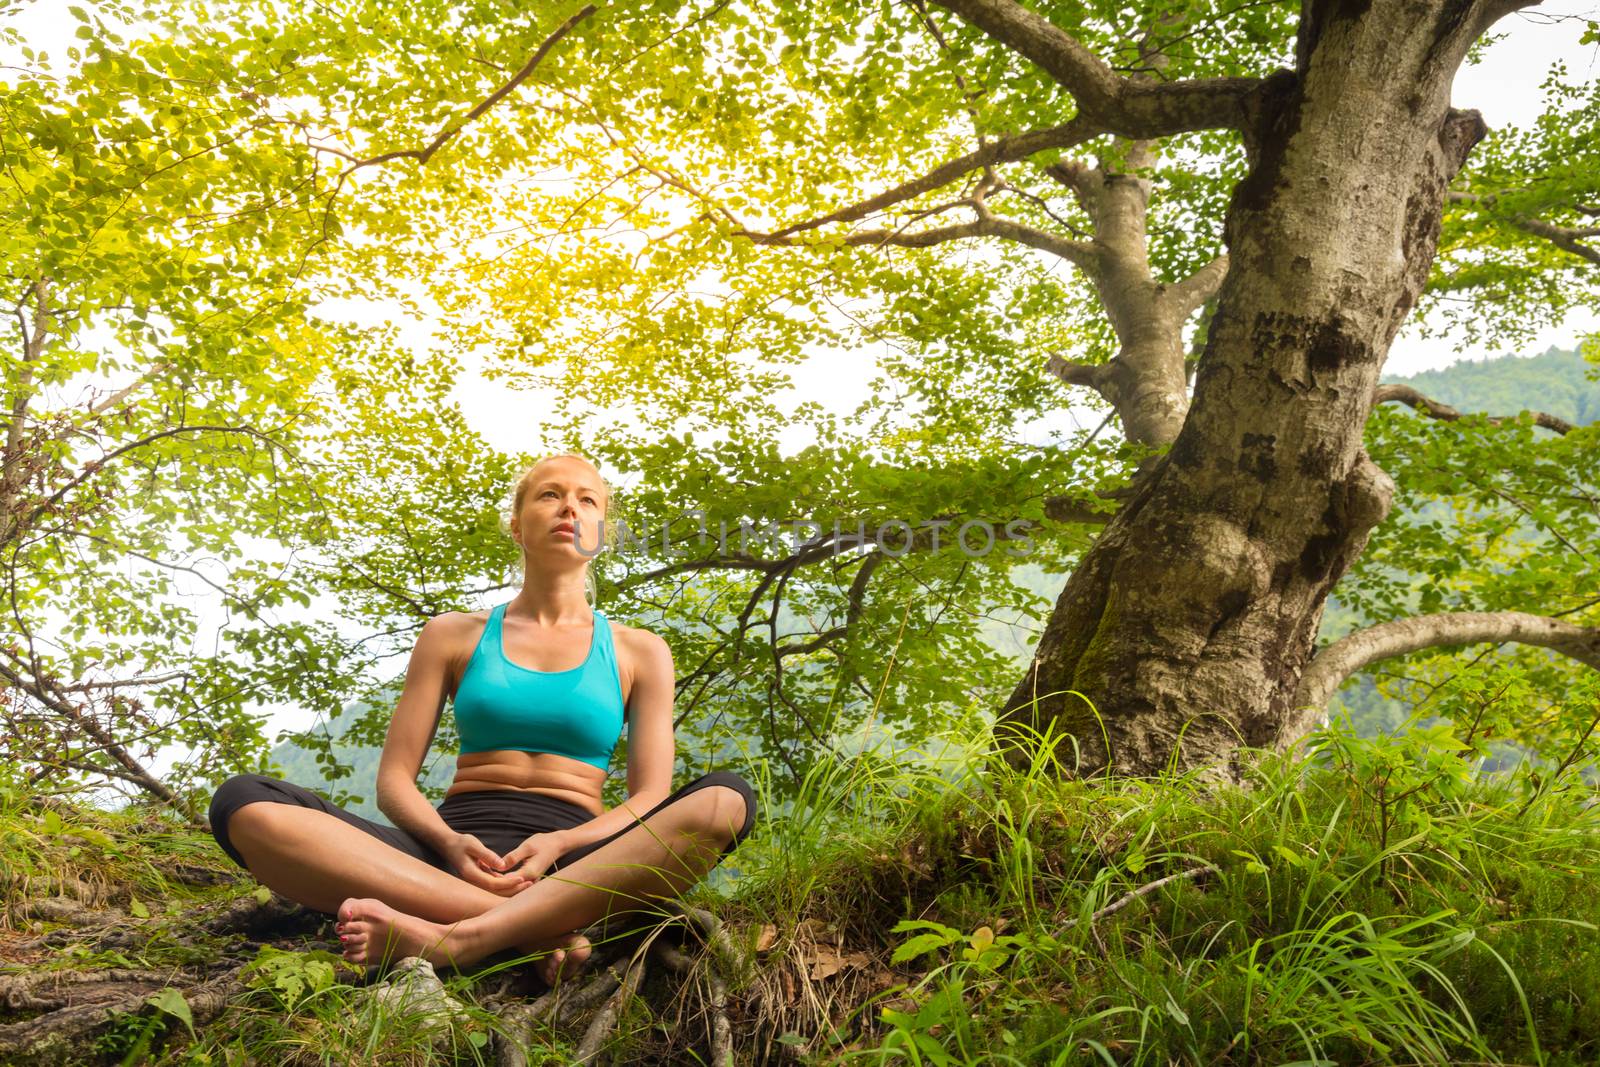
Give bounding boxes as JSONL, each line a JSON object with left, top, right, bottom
{"left": 1287, "top": 610, "right": 1600, "bottom": 740}
{"left": 1372, "top": 383, "right": 1575, "bottom": 435}
{"left": 1044, "top": 492, "right": 1116, "bottom": 525}
{"left": 745, "top": 211, "right": 1097, "bottom": 270}
{"left": 1164, "top": 253, "right": 1229, "bottom": 317}
{"left": 929, "top": 0, "right": 1258, "bottom": 136}
{"left": 1044, "top": 355, "right": 1117, "bottom": 405}
{"left": 1447, "top": 190, "right": 1600, "bottom": 267}
{"left": 767, "top": 119, "right": 1099, "bottom": 238}
{"left": 1510, "top": 215, "right": 1600, "bottom": 266}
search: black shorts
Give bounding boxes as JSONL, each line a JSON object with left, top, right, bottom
{"left": 207, "top": 770, "right": 758, "bottom": 876}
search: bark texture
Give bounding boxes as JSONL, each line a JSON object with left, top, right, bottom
{"left": 999, "top": 0, "right": 1506, "bottom": 775}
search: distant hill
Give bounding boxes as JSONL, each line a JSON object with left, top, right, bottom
{"left": 1380, "top": 344, "right": 1599, "bottom": 425}
{"left": 268, "top": 700, "right": 455, "bottom": 825}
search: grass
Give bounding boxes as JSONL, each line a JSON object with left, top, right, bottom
{"left": 719, "top": 711, "right": 1600, "bottom": 1065}
{"left": 2, "top": 705, "right": 1598, "bottom": 1065}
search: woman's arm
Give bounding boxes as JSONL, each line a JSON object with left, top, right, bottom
{"left": 377, "top": 613, "right": 529, "bottom": 894}
{"left": 500, "top": 629, "right": 676, "bottom": 873}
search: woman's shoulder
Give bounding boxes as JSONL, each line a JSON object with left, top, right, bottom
{"left": 609, "top": 620, "right": 671, "bottom": 660}
{"left": 415, "top": 608, "right": 493, "bottom": 651}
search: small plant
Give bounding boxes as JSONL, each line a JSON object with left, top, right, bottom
{"left": 241, "top": 945, "right": 348, "bottom": 1012}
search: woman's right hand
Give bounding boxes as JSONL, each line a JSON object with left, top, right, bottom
{"left": 440, "top": 832, "right": 531, "bottom": 896}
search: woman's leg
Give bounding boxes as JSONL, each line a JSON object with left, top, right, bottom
{"left": 213, "top": 774, "right": 596, "bottom": 982}
{"left": 338, "top": 773, "right": 757, "bottom": 968}
{"left": 210, "top": 773, "right": 516, "bottom": 923}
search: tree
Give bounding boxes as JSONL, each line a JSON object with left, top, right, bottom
{"left": 0, "top": 2, "right": 516, "bottom": 819}
{"left": 22, "top": 0, "right": 1596, "bottom": 801}
{"left": 341, "top": 0, "right": 1593, "bottom": 778}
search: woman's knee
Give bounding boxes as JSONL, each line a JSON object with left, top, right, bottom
{"left": 684, "top": 772, "right": 757, "bottom": 840}
{"left": 209, "top": 773, "right": 281, "bottom": 867}
{"left": 208, "top": 773, "right": 315, "bottom": 858}
{"left": 208, "top": 773, "right": 275, "bottom": 830}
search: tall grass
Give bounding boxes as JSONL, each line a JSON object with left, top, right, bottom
{"left": 4, "top": 698, "right": 1598, "bottom": 1066}
{"left": 719, "top": 707, "right": 1600, "bottom": 1066}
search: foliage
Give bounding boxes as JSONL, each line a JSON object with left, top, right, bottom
{"left": 721, "top": 715, "right": 1600, "bottom": 1066}
{"left": 5, "top": 701, "right": 1600, "bottom": 1064}
{"left": 0, "top": 0, "right": 509, "bottom": 816}
{"left": 3, "top": 0, "right": 1598, "bottom": 815}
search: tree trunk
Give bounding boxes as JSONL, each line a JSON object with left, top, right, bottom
{"left": 999, "top": 0, "right": 1499, "bottom": 776}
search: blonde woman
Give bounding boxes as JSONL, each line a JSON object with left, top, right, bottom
{"left": 207, "top": 454, "right": 756, "bottom": 978}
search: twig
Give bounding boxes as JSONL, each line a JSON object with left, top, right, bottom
{"left": 1058, "top": 863, "right": 1219, "bottom": 932}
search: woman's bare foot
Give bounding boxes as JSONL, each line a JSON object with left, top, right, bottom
{"left": 535, "top": 933, "right": 592, "bottom": 986}
{"left": 336, "top": 897, "right": 485, "bottom": 969}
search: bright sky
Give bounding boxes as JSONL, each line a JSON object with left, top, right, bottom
{"left": 8, "top": 0, "right": 1599, "bottom": 781}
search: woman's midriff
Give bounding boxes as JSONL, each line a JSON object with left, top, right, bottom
{"left": 446, "top": 751, "right": 607, "bottom": 816}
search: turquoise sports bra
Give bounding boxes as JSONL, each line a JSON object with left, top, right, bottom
{"left": 452, "top": 603, "right": 626, "bottom": 770}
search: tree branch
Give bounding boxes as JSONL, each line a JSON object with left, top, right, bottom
{"left": 1164, "top": 253, "right": 1230, "bottom": 317}
{"left": 1044, "top": 492, "right": 1116, "bottom": 525}
{"left": 764, "top": 119, "right": 1099, "bottom": 239}
{"left": 0, "top": 654, "right": 206, "bottom": 827}
{"left": 1045, "top": 354, "right": 1116, "bottom": 404}
{"left": 1372, "top": 383, "right": 1575, "bottom": 435}
{"left": 747, "top": 211, "right": 1098, "bottom": 270}
{"left": 1286, "top": 610, "right": 1600, "bottom": 744}
{"left": 332, "top": 6, "right": 594, "bottom": 170}
{"left": 928, "top": 0, "right": 1259, "bottom": 136}
{"left": 1447, "top": 190, "right": 1600, "bottom": 267}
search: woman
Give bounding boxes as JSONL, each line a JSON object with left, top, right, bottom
{"left": 207, "top": 453, "right": 757, "bottom": 979}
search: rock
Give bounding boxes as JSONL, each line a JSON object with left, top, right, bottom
{"left": 359, "top": 958, "right": 472, "bottom": 1046}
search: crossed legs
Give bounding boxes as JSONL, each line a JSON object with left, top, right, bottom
{"left": 336, "top": 784, "right": 749, "bottom": 969}
{"left": 223, "top": 802, "right": 601, "bottom": 981}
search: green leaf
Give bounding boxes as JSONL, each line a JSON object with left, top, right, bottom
{"left": 892, "top": 932, "right": 954, "bottom": 964}
{"left": 147, "top": 987, "right": 195, "bottom": 1038}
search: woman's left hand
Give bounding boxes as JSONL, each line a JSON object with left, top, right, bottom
{"left": 498, "top": 831, "right": 570, "bottom": 884}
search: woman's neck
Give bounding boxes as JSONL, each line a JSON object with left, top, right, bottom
{"left": 507, "top": 575, "right": 591, "bottom": 626}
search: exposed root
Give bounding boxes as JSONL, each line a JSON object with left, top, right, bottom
{"left": 652, "top": 941, "right": 734, "bottom": 1067}
{"left": 0, "top": 969, "right": 175, "bottom": 1012}
{"left": 0, "top": 962, "right": 245, "bottom": 1059}
{"left": 202, "top": 889, "right": 320, "bottom": 938}
{"left": 573, "top": 948, "right": 647, "bottom": 1065}
{"left": 555, "top": 962, "right": 624, "bottom": 1028}
{"left": 14, "top": 897, "right": 108, "bottom": 927}
{"left": 661, "top": 898, "right": 749, "bottom": 982}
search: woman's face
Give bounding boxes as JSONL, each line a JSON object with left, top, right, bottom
{"left": 514, "top": 459, "right": 607, "bottom": 559}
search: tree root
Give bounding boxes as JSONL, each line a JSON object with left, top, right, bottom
{"left": 652, "top": 941, "right": 734, "bottom": 1067}
{"left": 202, "top": 889, "right": 319, "bottom": 938}
{"left": 0, "top": 961, "right": 246, "bottom": 1059}
{"left": 573, "top": 948, "right": 647, "bottom": 1065}
{"left": 485, "top": 908, "right": 756, "bottom": 1066}
{"left": 661, "top": 898, "right": 749, "bottom": 983}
